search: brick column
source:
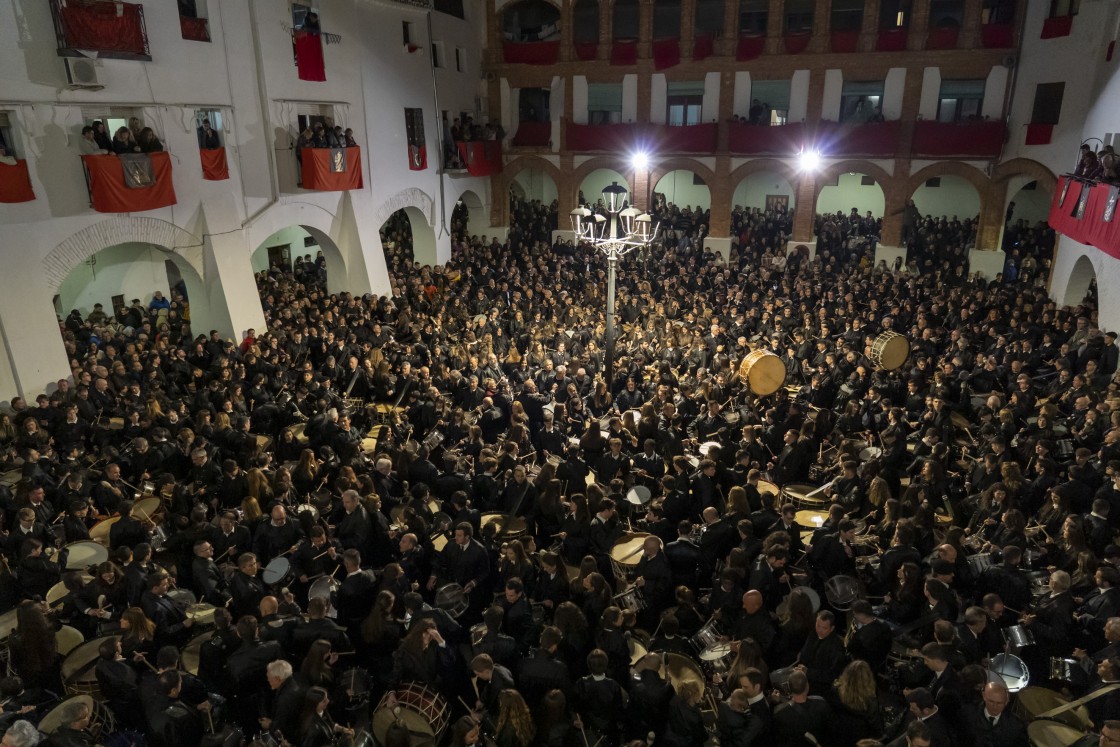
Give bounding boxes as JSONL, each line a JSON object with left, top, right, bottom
{"left": 486, "top": 0, "right": 503, "bottom": 64}
{"left": 908, "top": 0, "right": 931, "bottom": 51}
{"left": 639, "top": 0, "right": 654, "bottom": 58}
{"left": 792, "top": 174, "right": 817, "bottom": 242}
{"left": 708, "top": 157, "right": 732, "bottom": 236}
{"left": 960, "top": 0, "right": 982, "bottom": 48}
{"left": 976, "top": 181, "right": 1006, "bottom": 250}
{"left": 599, "top": 1, "right": 612, "bottom": 60}
{"left": 681, "top": 0, "right": 697, "bottom": 57}
{"left": 860, "top": 0, "right": 880, "bottom": 52}
{"left": 633, "top": 164, "right": 651, "bottom": 212}
{"left": 559, "top": 154, "right": 577, "bottom": 215}
{"left": 810, "top": 0, "right": 831, "bottom": 53}
{"left": 560, "top": 1, "right": 574, "bottom": 61}
{"left": 766, "top": 0, "right": 783, "bottom": 55}
{"left": 721, "top": 0, "right": 739, "bottom": 56}
{"left": 718, "top": 70, "right": 735, "bottom": 151}
{"left": 805, "top": 70, "right": 824, "bottom": 121}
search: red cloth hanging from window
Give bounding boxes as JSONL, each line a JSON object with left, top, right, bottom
{"left": 199, "top": 148, "right": 228, "bottom": 180}
{"left": 408, "top": 144, "right": 427, "bottom": 171}
{"left": 512, "top": 122, "right": 551, "bottom": 147}
{"left": 301, "top": 147, "right": 363, "bottom": 190}
{"left": 1041, "top": 15, "right": 1073, "bottom": 39}
{"left": 925, "top": 25, "right": 959, "bottom": 49}
{"left": 0, "top": 160, "right": 35, "bottom": 203}
{"left": 59, "top": 1, "right": 147, "bottom": 56}
{"left": 652, "top": 38, "right": 680, "bottom": 70}
{"left": 502, "top": 41, "right": 560, "bottom": 64}
{"left": 736, "top": 34, "right": 765, "bottom": 60}
{"left": 610, "top": 40, "right": 637, "bottom": 65}
{"left": 692, "top": 34, "right": 713, "bottom": 60}
{"left": 783, "top": 33, "right": 811, "bottom": 54}
{"left": 831, "top": 31, "right": 859, "bottom": 53}
{"left": 980, "top": 23, "right": 1014, "bottom": 48}
{"left": 1025, "top": 123, "right": 1054, "bottom": 145}
{"left": 294, "top": 30, "right": 326, "bottom": 81}
{"left": 876, "top": 27, "right": 908, "bottom": 51}
{"left": 574, "top": 41, "right": 598, "bottom": 60}
{"left": 82, "top": 153, "right": 177, "bottom": 212}
{"left": 180, "top": 15, "right": 209, "bottom": 42}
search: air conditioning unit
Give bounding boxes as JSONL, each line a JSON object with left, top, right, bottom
{"left": 64, "top": 58, "right": 103, "bottom": 90}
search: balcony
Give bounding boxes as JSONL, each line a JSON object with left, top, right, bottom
{"left": 50, "top": 0, "right": 151, "bottom": 61}
{"left": 502, "top": 40, "right": 560, "bottom": 65}
{"left": 565, "top": 122, "right": 717, "bottom": 154}
{"left": 1049, "top": 176, "right": 1120, "bottom": 257}
{"left": 911, "top": 120, "right": 1005, "bottom": 159}
{"left": 82, "top": 153, "right": 176, "bottom": 212}
{"left": 0, "top": 160, "right": 35, "bottom": 204}
{"left": 180, "top": 15, "right": 210, "bottom": 43}
{"left": 300, "top": 147, "right": 363, "bottom": 191}
{"left": 454, "top": 141, "right": 503, "bottom": 176}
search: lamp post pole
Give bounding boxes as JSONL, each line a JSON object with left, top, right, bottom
{"left": 604, "top": 245, "right": 620, "bottom": 388}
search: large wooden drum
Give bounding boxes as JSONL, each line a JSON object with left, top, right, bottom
{"left": 739, "top": 350, "right": 786, "bottom": 396}
{"left": 869, "top": 331, "right": 910, "bottom": 370}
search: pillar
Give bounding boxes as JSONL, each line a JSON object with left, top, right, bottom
{"left": 766, "top": 0, "right": 783, "bottom": 54}
{"left": 908, "top": 0, "right": 930, "bottom": 50}
{"left": 486, "top": 0, "right": 504, "bottom": 64}
{"left": 639, "top": 0, "right": 654, "bottom": 58}
{"left": 199, "top": 201, "right": 268, "bottom": 340}
{"left": 599, "top": 0, "right": 612, "bottom": 60}
{"left": 560, "top": 0, "right": 574, "bottom": 61}
{"left": 681, "top": 0, "right": 697, "bottom": 56}
{"left": 791, "top": 174, "right": 817, "bottom": 243}
{"left": 860, "top": 0, "right": 881, "bottom": 52}
{"left": 810, "top": 0, "right": 831, "bottom": 53}
{"left": 721, "top": 0, "right": 739, "bottom": 56}
{"left": 976, "top": 180, "right": 1007, "bottom": 251}
{"left": 960, "top": 0, "right": 982, "bottom": 47}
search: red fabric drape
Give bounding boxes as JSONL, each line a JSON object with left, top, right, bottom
{"left": 926, "top": 25, "right": 959, "bottom": 49}
{"left": 294, "top": 30, "right": 326, "bottom": 81}
{"left": 512, "top": 121, "right": 551, "bottom": 147}
{"left": 784, "top": 33, "right": 811, "bottom": 53}
{"left": 980, "top": 23, "right": 1014, "bottom": 48}
{"left": 1025, "top": 124, "right": 1054, "bottom": 145}
{"left": 82, "top": 152, "right": 176, "bottom": 213}
{"left": 876, "top": 27, "right": 908, "bottom": 51}
{"left": 60, "top": 1, "right": 147, "bottom": 55}
{"left": 1041, "top": 15, "right": 1073, "bottom": 39}
{"left": 502, "top": 40, "right": 560, "bottom": 64}
{"left": 911, "top": 121, "right": 1005, "bottom": 158}
{"left": 564, "top": 123, "right": 716, "bottom": 153}
{"left": 408, "top": 144, "right": 427, "bottom": 171}
{"left": 574, "top": 41, "right": 598, "bottom": 60}
{"left": 0, "top": 160, "right": 35, "bottom": 203}
{"left": 610, "top": 40, "right": 637, "bottom": 65}
{"left": 812, "top": 121, "right": 900, "bottom": 158}
{"left": 728, "top": 122, "right": 805, "bottom": 156}
{"left": 456, "top": 142, "right": 502, "bottom": 176}
{"left": 736, "top": 35, "right": 765, "bottom": 60}
{"left": 301, "top": 147, "right": 363, "bottom": 190}
{"left": 692, "top": 34, "right": 713, "bottom": 60}
{"left": 1049, "top": 176, "right": 1120, "bottom": 257}
{"left": 199, "top": 148, "right": 228, "bottom": 180}
{"left": 179, "top": 15, "right": 209, "bottom": 42}
{"left": 830, "top": 31, "right": 859, "bottom": 53}
{"left": 652, "top": 38, "right": 680, "bottom": 70}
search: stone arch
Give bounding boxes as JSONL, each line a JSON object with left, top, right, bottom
{"left": 572, "top": 157, "right": 636, "bottom": 207}
{"left": 456, "top": 188, "right": 490, "bottom": 238}
{"left": 649, "top": 157, "right": 717, "bottom": 193}
{"left": 728, "top": 158, "right": 800, "bottom": 188}
{"left": 1062, "top": 254, "right": 1097, "bottom": 308}
{"left": 992, "top": 157, "right": 1057, "bottom": 194}
{"left": 375, "top": 188, "right": 439, "bottom": 268}
{"left": 812, "top": 160, "right": 897, "bottom": 205}
{"left": 247, "top": 202, "right": 350, "bottom": 293}
{"left": 905, "top": 161, "right": 990, "bottom": 203}
{"left": 504, "top": 156, "right": 564, "bottom": 202}
{"left": 43, "top": 217, "right": 200, "bottom": 295}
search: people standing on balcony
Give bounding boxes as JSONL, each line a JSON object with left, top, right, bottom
{"left": 138, "top": 128, "right": 164, "bottom": 154}
{"left": 92, "top": 121, "right": 113, "bottom": 152}
{"left": 79, "top": 126, "right": 109, "bottom": 156}
{"left": 199, "top": 120, "right": 221, "bottom": 150}
{"left": 112, "top": 127, "right": 141, "bottom": 155}
{"left": 128, "top": 117, "right": 142, "bottom": 142}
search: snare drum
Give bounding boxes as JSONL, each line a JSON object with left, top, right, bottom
{"left": 62, "top": 635, "right": 120, "bottom": 697}
{"left": 690, "top": 616, "right": 723, "bottom": 652}
{"left": 613, "top": 585, "right": 647, "bottom": 613}
{"left": 625, "top": 485, "right": 652, "bottom": 506}
{"left": 656, "top": 652, "right": 707, "bottom": 698}
{"left": 869, "top": 331, "right": 910, "bottom": 371}
{"left": 699, "top": 642, "right": 733, "bottom": 676}
{"left": 185, "top": 603, "right": 217, "bottom": 626}
{"left": 824, "top": 575, "right": 861, "bottom": 611}
{"left": 480, "top": 513, "right": 528, "bottom": 542}
{"left": 1005, "top": 624, "right": 1036, "bottom": 651}
{"left": 739, "top": 349, "right": 787, "bottom": 396}
{"left": 771, "top": 666, "right": 797, "bottom": 694}
{"left": 1050, "top": 657, "right": 1090, "bottom": 688}
{"left": 341, "top": 667, "right": 373, "bottom": 704}
{"left": 434, "top": 583, "right": 468, "bottom": 619}
{"left": 371, "top": 683, "right": 450, "bottom": 747}
{"left": 989, "top": 652, "right": 1030, "bottom": 692}
{"left": 262, "top": 557, "right": 293, "bottom": 587}
{"left": 309, "top": 576, "right": 340, "bottom": 606}
{"left": 63, "top": 540, "right": 108, "bottom": 571}
{"left": 609, "top": 534, "right": 651, "bottom": 582}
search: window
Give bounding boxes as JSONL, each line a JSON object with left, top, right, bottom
{"left": 405, "top": 108, "right": 425, "bottom": 151}
{"left": 879, "top": 0, "right": 911, "bottom": 28}
{"left": 292, "top": 3, "right": 318, "bottom": 30}
{"left": 929, "top": 0, "right": 963, "bottom": 28}
{"left": 981, "top": 0, "right": 1015, "bottom": 25}
{"left": 1031, "top": 82, "right": 1065, "bottom": 125}
{"left": 839, "top": 81, "right": 884, "bottom": 123}
{"left": 432, "top": 41, "right": 445, "bottom": 68}
{"left": 403, "top": 21, "right": 415, "bottom": 45}
{"left": 194, "top": 109, "right": 223, "bottom": 148}
{"left": 750, "top": 80, "right": 791, "bottom": 125}
{"left": 588, "top": 83, "right": 623, "bottom": 125}
{"left": 739, "top": 0, "right": 769, "bottom": 34}
{"left": 936, "top": 80, "right": 984, "bottom": 122}
{"left": 667, "top": 82, "right": 704, "bottom": 126}
{"left": 785, "top": 0, "right": 814, "bottom": 33}
{"left": 179, "top": 0, "right": 210, "bottom": 42}
{"left": 0, "top": 112, "right": 16, "bottom": 159}
{"left": 1049, "top": 0, "right": 1079, "bottom": 15}
{"left": 434, "top": 0, "right": 465, "bottom": 19}
{"left": 455, "top": 47, "right": 465, "bottom": 72}
{"left": 82, "top": 107, "right": 145, "bottom": 144}
{"left": 831, "top": 0, "right": 863, "bottom": 33}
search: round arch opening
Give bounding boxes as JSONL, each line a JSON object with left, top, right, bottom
{"left": 653, "top": 169, "right": 711, "bottom": 211}
{"left": 1005, "top": 178, "right": 1054, "bottom": 231}
{"left": 502, "top": 0, "right": 560, "bottom": 41}
{"left": 816, "top": 172, "right": 885, "bottom": 219}
{"left": 579, "top": 168, "right": 632, "bottom": 208}
{"left": 454, "top": 190, "right": 489, "bottom": 241}
{"left": 380, "top": 207, "right": 438, "bottom": 274}
{"left": 511, "top": 167, "right": 558, "bottom": 205}
{"left": 1064, "top": 255, "right": 1097, "bottom": 308}
{"left": 56, "top": 242, "right": 211, "bottom": 348}
{"left": 910, "top": 174, "right": 981, "bottom": 222}
{"left": 732, "top": 170, "right": 797, "bottom": 213}
{"left": 251, "top": 225, "right": 345, "bottom": 292}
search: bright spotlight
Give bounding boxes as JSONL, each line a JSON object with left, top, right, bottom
{"left": 798, "top": 148, "right": 821, "bottom": 172}
{"left": 632, "top": 151, "right": 649, "bottom": 171}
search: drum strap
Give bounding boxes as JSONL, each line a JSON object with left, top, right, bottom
{"left": 1037, "top": 683, "right": 1120, "bottom": 719}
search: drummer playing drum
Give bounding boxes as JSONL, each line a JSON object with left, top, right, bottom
{"left": 635, "top": 537, "right": 672, "bottom": 628}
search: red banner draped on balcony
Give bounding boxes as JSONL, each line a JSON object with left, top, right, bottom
{"left": 408, "top": 144, "right": 426, "bottom": 171}
{"left": 1041, "top": 15, "right": 1073, "bottom": 39}
{"left": 180, "top": 15, "right": 209, "bottom": 42}
{"left": 925, "top": 25, "right": 959, "bottom": 49}
{"left": 1025, "top": 124, "right": 1054, "bottom": 145}
{"left": 980, "top": 23, "right": 1014, "bottom": 48}
{"left": 294, "top": 30, "right": 326, "bottom": 81}
{"left": 728, "top": 122, "right": 805, "bottom": 156}
{"left": 564, "top": 123, "right": 717, "bottom": 153}
{"left": 736, "top": 34, "right": 765, "bottom": 60}
{"left": 811, "top": 121, "right": 900, "bottom": 158}
{"left": 911, "top": 121, "right": 1005, "bottom": 159}
{"left": 652, "top": 38, "right": 680, "bottom": 70}
{"left": 82, "top": 153, "right": 176, "bottom": 213}
{"left": 1049, "top": 176, "right": 1120, "bottom": 258}
{"left": 502, "top": 40, "right": 560, "bottom": 64}
{"left": 574, "top": 41, "right": 598, "bottom": 60}
{"left": 565, "top": 123, "right": 636, "bottom": 152}
{"left": 512, "top": 121, "right": 551, "bottom": 147}
{"left": 59, "top": 1, "right": 147, "bottom": 55}
{"left": 301, "top": 147, "right": 363, "bottom": 190}
{"left": 611, "top": 40, "right": 637, "bottom": 65}
{"left": 830, "top": 31, "right": 859, "bottom": 53}
{"left": 876, "top": 27, "right": 908, "bottom": 51}
{"left": 199, "top": 148, "right": 228, "bottom": 180}
{"left": 0, "top": 160, "right": 35, "bottom": 203}
{"left": 659, "top": 124, "right": 718, "bottom": 152}
{"left": 456, "top": 142, "right": 503, "bottom": 176}
{"left": 692, "top": 34, "right": 713, "bottom": 60}
{"left": 784, "top": 32, "right": 811, "bottom": 54}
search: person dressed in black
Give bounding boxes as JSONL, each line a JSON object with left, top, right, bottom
{"left": 797, "top": 610, "right": 848, "bottom": 695}
{"left": 392, "top": 618, "right": 455, "bottom": 692}
{"left": 297, "top": 686, "right": 355, "bottom": 747}
{"left": 139, "top": 571, "right": 195, "bottom": 648}
{"left": 573, "top": 649, "right": 627, "bottom": 745}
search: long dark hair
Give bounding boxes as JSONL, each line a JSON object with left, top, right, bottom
{"left": 14, "top": 601, "right": 56, "bottom": 676}
{"left": 298, "top": 686, "right": 330, "bottom": 734}
{"left": 299, "top": 639, "right": 334, "bottom": 686}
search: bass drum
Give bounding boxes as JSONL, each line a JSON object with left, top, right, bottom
{"left": 371, "top": 683, "right": 449, "bottom": 747}
{"left": 1027, "top": 720, "right": 1088, "bottom": 746}
{"left": 739, "top": 350, "right": 786, "bottom": 396}
{"left": 869, "top": 331, "right": 910, "bottom": 371}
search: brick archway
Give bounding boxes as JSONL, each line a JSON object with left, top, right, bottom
{"left": 504, "top": 156, "right": 565, "bottom": 199}
{"left": 571, "top": 156, "right": 636, "bottom": 207}
{"left": 812, "top": 160, "right": 898, "bottom": 205}
{"left": 992, "top": 158, "right": 1057, "bottom": 193}
{"left": 649, "top": 157, "right": 717, "bottom": 190}
{"left": 728, "top": 158, "right": 800, "bottom": 188}
{"left": 905, "top": 161, "right": 991, "bottom": 202}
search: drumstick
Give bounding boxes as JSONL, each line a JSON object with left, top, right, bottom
{"left": 136, "top": 653, "right": 158, "bottom": 673}
{"left": 207, "top": 709, "right": 214, "bottom": 734}
{"left": 312, "top": 549, "right": 333, "bottom": 560}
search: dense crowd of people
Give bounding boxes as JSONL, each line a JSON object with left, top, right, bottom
{"left": 0, "top": 189, "right": 1115, "bottom": 747}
